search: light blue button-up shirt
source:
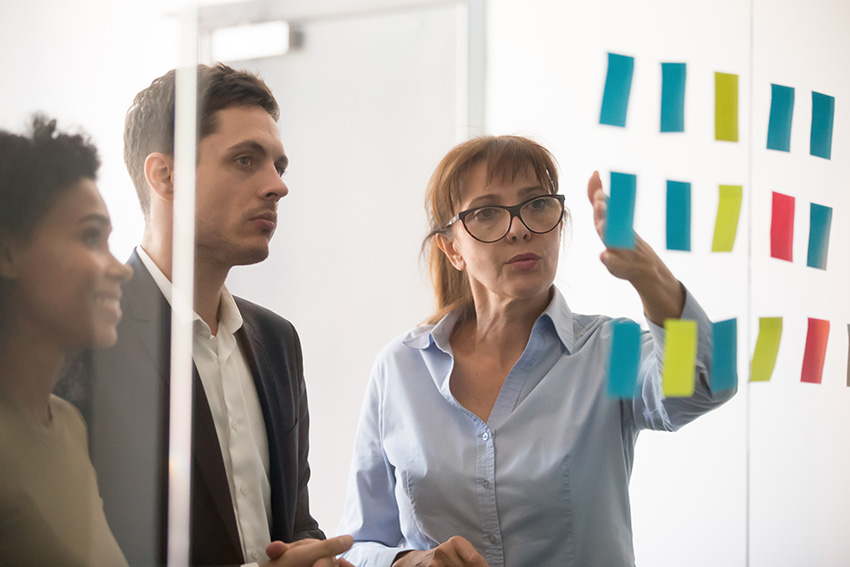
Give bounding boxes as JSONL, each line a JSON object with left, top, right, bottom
{"left": 339, "top": 287, "right": 735, "bottom": 567}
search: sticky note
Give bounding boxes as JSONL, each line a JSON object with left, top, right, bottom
{"left": 605, "top": 171, "right": 637, "bottom": 249}
{"left": 715, "top": 72, "right": 739, "bottom": 142}
{"left": 711, "top": 185, "right": 743, "bottom": 252}
{"left": 810, "top": 91, "right": 835, "bottom": 159}
{"left": 750, "top": 317, "right": 782, "bottom": 382}
{"left": 663, "top": 319, "right": 697, "bottom": 397}
{"left": 807, "top": 203, "right": 832, "bottom": 270}
{"left": 661, "top": 63, "right": 686, "bottom": 132}
{"left": 770, "top": 192, "right": 795, "bottom": 262}
{"left": 608, "top": 320, "right": 641, "bottom": 398}
{"left": 767, "top": 84, "right": 794, "bottom": 151}
{"left": 712, "top": 319, "right": 738, "bottom": 392}
{"left": 666, "top": 181, "right": 691, "bottom": 251}
{"left": 600, "top": 53, "right": 635, "bottom": 127}
{"left": 801, "top": 318, "right": 829, "bottom": 384}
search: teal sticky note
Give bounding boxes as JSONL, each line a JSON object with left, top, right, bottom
{"left": 767, "top": 84, "right": 794, "bottom": 151}
{"left": 600, "top": 53, "right": 634, "bottom": 127}
{"left": 608, "top": 320, "right": 641, "bottom": 398}
{"left": 712, "top": 319, "right": 738, "bottom": 392}
{"left": 660, "top": 63, "right": 686, "bottom": 132}
{"left": 605, "top": 171, "right": 637, "bottom": 249}
{"left": 666, "top": 180, "right": 691, "bottom": 251}
{"left": 807, "top": 203, "right": 832, "bottom": 270}
{"left": 811, "top": 91, "right": 834, "bottom": 159}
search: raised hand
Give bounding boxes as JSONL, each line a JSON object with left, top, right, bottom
{"left": 587, "top": 170, "right": 684, "bottom": 324}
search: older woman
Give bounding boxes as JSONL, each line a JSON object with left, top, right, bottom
{"left": 339, "top": 135, "right": 735, "bottom": 567}
{"left": 0, "top": 117, "right": 133, "bottom": 566}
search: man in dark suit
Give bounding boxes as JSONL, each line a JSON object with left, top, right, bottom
{"left": 64, "top": 64, "right": 353, "bottom": 567}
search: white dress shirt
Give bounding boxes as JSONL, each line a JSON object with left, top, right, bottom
{"left": 137, "top": 247, "right": 272, "bottom": 565}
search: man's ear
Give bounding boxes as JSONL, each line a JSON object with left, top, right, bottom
{"left": 144, "top": 152, "right": 175, "bottom": 202}
{"left": 435, "top": 233, "right": 465, "bottom": 272}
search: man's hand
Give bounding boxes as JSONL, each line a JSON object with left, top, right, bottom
{"left": 391, "top": 536, "right": 488, "bottom": 567}
{"left": 263, "top": 535, "right": 355, "bottom": 567}
{"left": 587, "top": 170, "right": 685, "bottom": 325}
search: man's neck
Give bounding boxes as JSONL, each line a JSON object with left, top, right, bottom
{"left": 140, "top": 234, "right": 229, "bottom": 335}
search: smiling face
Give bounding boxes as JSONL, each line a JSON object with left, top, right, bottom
{"left": 438, "top": 160, "right": 562, "bottom": 308}
{"left": 2, "top": 178, "right": 133, "bottom": 349}
{"left": 193, "top": 105, "right": 289, "bottom": 271}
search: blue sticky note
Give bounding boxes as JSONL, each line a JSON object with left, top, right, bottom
{"left": 660, "top": 63, "right": 686, "bottom": 132}
{"left": 807, "top": 203, "right": 833, "bottom": 269}
{"left": 605, "top": 171, "right": 637, "bottom": 249}
{"left": 608, "top": 320, "right": 641, "bottom": 398}
{"left": 666, "top": 180, "right": 691, "bottom": 251}
{"left": 767, "top": 84, "right": 794, "bottom": 151}
{"left": 811, "top": 91, "right": 834, "bottom": 159}
{"left": 711, "top": 319, "right": 738, "bottom": 392}
{"left": 600, "top": 53, "right": 634, "bottom": 127}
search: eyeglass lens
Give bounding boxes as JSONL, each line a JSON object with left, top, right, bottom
{"left": 463, "top": 196, "right": 563, "bottom": 242}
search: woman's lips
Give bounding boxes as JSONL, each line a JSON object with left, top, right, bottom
{"left": 507, "top": 253, "right": 541, "bottom": 269}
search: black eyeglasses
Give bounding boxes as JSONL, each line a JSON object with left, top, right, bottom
{"left": 445, "top": 194, "right": 566, "bottom": 243}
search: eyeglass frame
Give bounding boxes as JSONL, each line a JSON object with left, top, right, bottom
{"left": 443, "top": 193, "right": 566, "bottom": 243}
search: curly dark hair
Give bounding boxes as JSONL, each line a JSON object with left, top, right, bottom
{"left": 0, "top": 115, "right": 100, "bottom": 239}
{"left": 124, "top": 63, "right": 280, "bottom": 220}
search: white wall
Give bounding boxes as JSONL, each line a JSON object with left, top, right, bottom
{"left": 4, "top": 0, "right": 849, "bottom": 565}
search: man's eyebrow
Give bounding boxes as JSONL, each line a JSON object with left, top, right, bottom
{"left": 227, "top": 140, "right": 269, "bottom": 156}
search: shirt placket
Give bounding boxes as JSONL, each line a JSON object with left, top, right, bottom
{"left": 475, "top": 423, "right": 503, "bottom": 567}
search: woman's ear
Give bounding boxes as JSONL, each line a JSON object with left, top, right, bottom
{"left": 144, "top": 152, "right": 175, "bottom": 202}
{"left": 436, "top": 233, "right": 465, "bottom": 272}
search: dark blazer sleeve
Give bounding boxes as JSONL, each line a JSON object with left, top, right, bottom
{"left": 235, "top": 298, "right": 324, "bottom": 543}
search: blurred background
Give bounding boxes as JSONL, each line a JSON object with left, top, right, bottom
{"left": 2, "top": 0, "right": 848, "bottom": 564}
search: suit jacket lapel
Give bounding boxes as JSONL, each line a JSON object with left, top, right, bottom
{"left": 235, "top": 318, "right": 292, "bottom": 542}
{"left": 126, "top": 251, "right": 243, "bottom": 561}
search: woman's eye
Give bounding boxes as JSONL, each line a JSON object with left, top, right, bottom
{"left": 473, "top": 208, "right": 499, "bottom": 221}
{"left": 237, "top": 156, "right": 253, "bottom": 167}
{"left": 82, "top": 229, "right": 103, "bottom": 247}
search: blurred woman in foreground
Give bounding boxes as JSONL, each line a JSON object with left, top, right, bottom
{"left": 339, "top": 135, "right": 736, "bottom": 567}
{"left": 0, "top": 116, "right": 132, "bottom": 566}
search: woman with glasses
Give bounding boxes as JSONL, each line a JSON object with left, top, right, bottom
{"left": 0, "top": 116, "right": 132, "bottom": 566}
{"left": 338, "top": 135, "right": 735, "bottom": 567}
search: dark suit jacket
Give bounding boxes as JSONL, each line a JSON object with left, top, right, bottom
{"left": 60, "top": 251, "right": 323, "bottom": 566}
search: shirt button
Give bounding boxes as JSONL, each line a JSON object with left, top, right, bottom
{"left": 230, "top": 419, "right": 238, "bottom": 431}
{"left": 482, "top": 432, "right": 490, "bottom": 441}
{"left": 240, "top": 485, "right": 249, "bottom": 495}
{"left": 482, "top": 480, "right": 491, "bottom": 489}
{"left": 251, "top": 550, "right": 259, "bottom": 560}
{"left": 488, "top": 535, "right": 498, "bottom": 545}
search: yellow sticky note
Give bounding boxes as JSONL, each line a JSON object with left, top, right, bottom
{"left": 750, "top": 317, "right": 783, "bottom": 382}
{"left": 715, "top": 72, "right": 739, "bottom": 141}
{"left": 663, "top": 319, "right": 698, "bottom": 397}
{"left": 712, "top": 184, "right": 743, "bottom": 252}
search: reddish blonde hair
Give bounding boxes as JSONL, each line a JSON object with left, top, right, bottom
{"left": 422, "top": 135, "right": 562, "bottom": 324}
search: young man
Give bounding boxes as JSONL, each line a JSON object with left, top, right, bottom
{"left": 66, "top": 64, "right": 350, "bottom": 567}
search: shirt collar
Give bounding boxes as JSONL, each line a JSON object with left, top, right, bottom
{"left": 403, "top": 286, "right": 576, "bottom": 354}
{"left": 134, "top": 245, "right": 243, "bottom": 336}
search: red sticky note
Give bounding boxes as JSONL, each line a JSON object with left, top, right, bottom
{"left": 801, "top": 318, "right": 829, "bottom": 384}
{"left": 770, "top": 192, "right": 795, "bottom": 261}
